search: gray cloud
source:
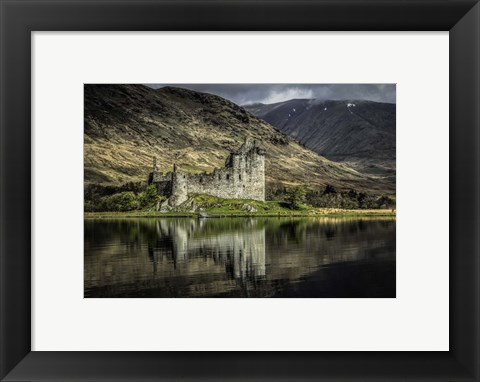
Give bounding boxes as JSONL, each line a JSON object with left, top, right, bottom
{"left": 146, "top": 84, "right": 396, "bottom": 105}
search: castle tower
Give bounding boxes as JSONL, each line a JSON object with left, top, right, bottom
{"left": 246, "top": 140, "right": 265, "bottom": 201}
{"left": 169, "top": 164, "right": 188, "bottom": 206}
{"left": 229, "top": 137, "right": 265, "bottom": 201}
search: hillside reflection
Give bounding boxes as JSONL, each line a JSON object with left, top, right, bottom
{"left": 84, "top": 217, "right": 395, "bottom": 298}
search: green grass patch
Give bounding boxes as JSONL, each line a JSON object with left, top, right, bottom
{"left": 85, "top": 193, "right": 396, "bottom": 219}
{"left": 191, "top": 194, "right": 302, "bottom": 216}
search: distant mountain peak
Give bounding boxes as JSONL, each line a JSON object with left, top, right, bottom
{"left": 245, "top": 98, "right": 396, "bottom": 179}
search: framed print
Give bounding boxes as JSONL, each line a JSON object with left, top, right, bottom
{"left": 1, "top": 0, "right": 479, "bottom": 381}
{"left": 36, "top": 32, "right": 443, "bottom": 352}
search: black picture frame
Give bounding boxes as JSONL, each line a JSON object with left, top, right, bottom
{"left": 1, "top": 0, "right": 479, "bottom": 381}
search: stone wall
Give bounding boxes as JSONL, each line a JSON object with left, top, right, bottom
{"left": 148, "top": 138, "right": 265, "bottom": 206}
{"left": 150, "top": 171, "right": 172, "bottom": 196}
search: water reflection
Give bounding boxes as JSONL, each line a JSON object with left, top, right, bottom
{"left": 84, "top": 217, "right": 395, "bottom": 298}
{"left": 148, "top": 218, "right": 265, "bottom": 280}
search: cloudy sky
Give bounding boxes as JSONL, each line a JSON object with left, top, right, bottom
{"left": 147, "top": 84, "right": 396, "bottom": 105}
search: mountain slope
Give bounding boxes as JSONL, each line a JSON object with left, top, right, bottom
{"left": 245, "top": 99, "right": 396, "bottom": 177}
{"left": 84, "top": 85, "right": 394, "bottom": 194}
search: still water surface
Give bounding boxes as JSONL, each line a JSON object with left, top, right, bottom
{"left": 84, "top": 217, "right": 395, "bottom": 298}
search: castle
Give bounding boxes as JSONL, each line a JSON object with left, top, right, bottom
{"left": 148, "top": 138, "right": 265, "bottom": 206}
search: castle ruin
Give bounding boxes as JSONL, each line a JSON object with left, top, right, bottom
{"left": 148, "top": 138, "right": 265, "bottom": 206}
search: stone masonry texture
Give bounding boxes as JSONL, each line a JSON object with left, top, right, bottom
{"left": 148, "top": 138, "right": 266, "bottom": 206}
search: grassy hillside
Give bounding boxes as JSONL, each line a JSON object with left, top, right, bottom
{"left": 84, "top": 85, "right": 394, "bottom": 194}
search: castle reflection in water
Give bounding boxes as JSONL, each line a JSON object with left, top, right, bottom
{"left": 84, "top": 217, "right": 396, "bottom": 298}
{"left": 148, "top": 218, "right": 266, "bottom": 281}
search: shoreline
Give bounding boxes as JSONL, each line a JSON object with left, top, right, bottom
{"left": 84, "top": 209, "right": 396, "bottom": 219}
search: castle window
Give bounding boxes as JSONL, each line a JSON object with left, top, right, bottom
{"left": 239, "top": 174, "right": 242, "bottom": 180}
{"left": 183, "top": 175, "right": 186, "bottom": 179}
{"left": 218, "top": 175, "right": 221, "bottom": 180}
{"left": 226, "top": 174, "right": 230, "bottom": 180}
{"left": 200, "top": 177, "right": 203, "bottom": 183}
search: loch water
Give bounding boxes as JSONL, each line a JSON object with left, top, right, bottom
{"left": 84, "top": 217, "right": 396, "bottom": 298}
